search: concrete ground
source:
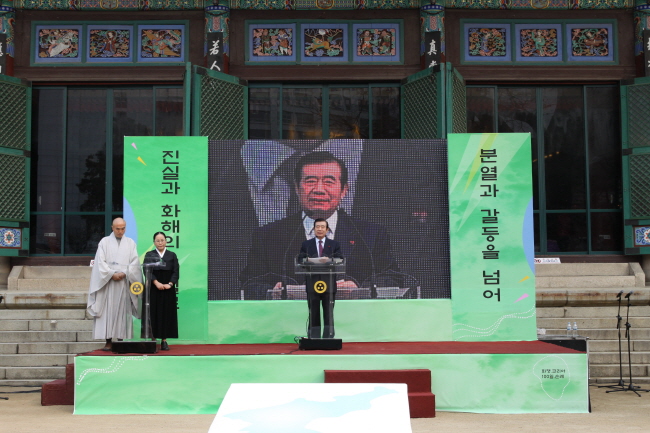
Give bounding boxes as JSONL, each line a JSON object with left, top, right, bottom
{"left": 2, "top": 385, "right": 649, "bottom": 432}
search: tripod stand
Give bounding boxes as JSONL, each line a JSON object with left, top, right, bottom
{"left": 606, "top": 291, "right": 649, "bottom": 396}
{"left": 599, "top": 291, "right": 627, "bottom": 390}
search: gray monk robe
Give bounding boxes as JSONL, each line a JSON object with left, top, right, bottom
{"left": 87, "top": 233, "right": 142, "bottom": 340}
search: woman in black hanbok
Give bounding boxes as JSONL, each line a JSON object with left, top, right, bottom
{"left": 144, "top": 232, "right": 179, "bottom": 350}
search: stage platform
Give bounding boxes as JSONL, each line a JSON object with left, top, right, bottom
{"left": 73, "top": 340, "right": 589, "bottom": 415}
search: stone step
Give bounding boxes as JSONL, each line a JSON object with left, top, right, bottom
{"left": 537, "top": 306, "right": 650, "bottom": 318}
{"left": 590, "top": 377, "right": 650, "bottom": 385}
{"left": 77, "top": 331, "right": 93, "bottom": 341}
{"left": 633, "top": 340, "right": 650, "bottom": 351}
{"left": 0, "top": 343, "right": 18, "bottom": 354}
{"left": 537, "top": 276, "right": 636, "bottom": 288}
{"left": 0, "top": 309, "right": 88, "bottom": 320}
{"left": 8, "top": 266, "right": 91, "bottom": 291}
{"left": 536, "top": 289, "right": 650, "bottom": 307}
{"left": 0, "top": 321, "right": 29, "bottom": 331}
{"left": 0, "top": 319, "right": 93, "bottom": 332}
{"left": 536, "top": 263, "right": 632, "bottom": 277}
{"left": 538, "top": 317, "right": 650, "bottom": 329}
{"left": 4, "top": 366, "right": 66, "bottom": 380}
{"left": 542, "top": 328, "right": 650, "bottom": 340}
{"left": 589, "top": 364, "right": 649, "bottom": 378}
{"left": 589, "top": 352, "right": 650, "bottom": 364}
{"left": 27, "top": 319, "right": 93, "bottom": 332}
{"left": 19, "top": 266, "right": 91, "bottom": 279}
{"left": 0, "top": 354, "right": 69, "bottom": 367}
{"left": 12, "top": 279, "right": 89, "bottom": 291}
{"left": 14, "top": 342, "right": 103, "bottom": 354}
{"left": 1, "top": 291, "right": 87, "bottom": 308}
{"left": 0, "top": 342, "right": 98, "bottom": 355}
{"left": 588, "top": 340, "right": 650, "bottom": 352}
{"left": 0, "top": 379, "right": 51, "bottom": 387}
{"left": 0, "top": 331, "right": 92, "bottom": 343}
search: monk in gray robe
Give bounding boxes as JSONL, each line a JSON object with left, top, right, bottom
{"left": 87, "top": 218, "right": 142, "bottom": 351}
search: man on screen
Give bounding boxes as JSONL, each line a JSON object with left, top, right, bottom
{"left": 239, "top": 151, "right": 400, "bottom": 300}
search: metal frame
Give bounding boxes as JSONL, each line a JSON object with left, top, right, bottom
{"left": 248, "top": 82, "right": 400, "bottom": 140}
{"left": 401, "top": 67, "right": 445, "bottom": 139}
{"left": 466, "top": 83, "right": 622, "bottom": 255}
{"left": 29, "top": 83, "right": 183, "bottom": 255}
{"left": 621, "top": 77, "right": 650, "bottom": 254}
{"left": 191, "top": 65, "right": 248, "bottom": 139}
{"left": 0, "top": 75, "right": 31, "bottom": 257}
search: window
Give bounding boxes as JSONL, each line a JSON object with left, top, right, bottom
{"left": 249, "top": 83, "right": 400, "bottom": 140}
{"left": 30, "top": 86, "right": 183, "bottom": 254}
{"left": 467, "top": 85, "right": 622, "bottom": 254}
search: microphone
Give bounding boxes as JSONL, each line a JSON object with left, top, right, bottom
{"left": 625, "top": 291, "right": 634, "bottom": 299}
{"left": 281, "top": 213, "right": 308, "bottom": 300}
{"left": 616, "top": 290, "right": 623, "bottom": 299}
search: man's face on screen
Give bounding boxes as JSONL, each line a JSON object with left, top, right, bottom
{"left": 297, "top": 162, "right": 349, "bottom": 219}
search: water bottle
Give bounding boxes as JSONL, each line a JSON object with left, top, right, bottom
{"left": 573, "top": 321, "right": 578, "bottom": 338}
{"left": 566, "top": 322, "right": 572, "bottom": 337}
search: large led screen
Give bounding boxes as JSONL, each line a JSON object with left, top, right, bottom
{"left": 208, "top": 139, "right": 450, "bottom": 301}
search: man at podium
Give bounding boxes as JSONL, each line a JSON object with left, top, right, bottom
{"left": 299, "top": 218, "right": 344, "bottom": 339}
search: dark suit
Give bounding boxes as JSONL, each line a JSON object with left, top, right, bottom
{"left": 239, "top": 210, "right": 401, "bottom": 300}
{"left": 299, "top": 237, "right": 343, "bottom": 338}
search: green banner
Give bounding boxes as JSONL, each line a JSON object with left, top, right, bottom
{"left": 207, "top": 300, "right": 452, "bottom": 344}
{"left": 448, "top": 133, "right": 536, "bottom": 341}
{"left": 123, "top": 136, "right": 208, "bottom": 342}
{"left": 74, "top": 351, "right": 588, "bottom": 414}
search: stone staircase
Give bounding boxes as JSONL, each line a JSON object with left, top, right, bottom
{"left": 0, "top": 308, "right": 102, "bottom": 386}
{"left": 537, "top": 306, "right": 650, "bottom": 383}
{"left": 4, "top": 266, "right": 89, "bottom": 308}
{"left": 0, "top": 265, "right": 101, "bottom": 386}
{"left": 536, "top": 262, "right": 650, "bottom": 384}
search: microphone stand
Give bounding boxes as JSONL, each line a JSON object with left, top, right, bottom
{"left": 607, "top": 291, "right": 649, "bottom": 396}
{"left": 598, "top": 291, "right": 625, "bottom": 390}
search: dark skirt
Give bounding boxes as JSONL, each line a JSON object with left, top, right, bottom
{"left": 148, "top": 285, "right": 178, "bottom": 339}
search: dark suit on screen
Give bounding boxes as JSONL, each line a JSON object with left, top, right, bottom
{"left": 299, "top": 237, "right": 343, "bottom": 338}
{"left": 239, "top": 209, "right": 401, "bottom": 300}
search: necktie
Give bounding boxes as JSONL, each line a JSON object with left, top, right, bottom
{"left": 318, "top": 240, "right": 323, "bottom": 257}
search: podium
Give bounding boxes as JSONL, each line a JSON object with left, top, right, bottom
{"left": 111, "top": 259, "right": 165, "bottom": 354}
{"left": 295, "top": 257, "right": 345, "bottom": 350}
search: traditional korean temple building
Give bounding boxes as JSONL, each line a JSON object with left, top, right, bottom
{"left": 0, "top": 0, "right": 649, "bottom": 266}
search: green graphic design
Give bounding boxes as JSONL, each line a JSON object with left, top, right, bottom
{"left": 448, "top": 133, "right": 536, "bottom": 341}
{"left": 74, "top": 352, "right": 588, "bottom": 414}
{"left": 207, "top": 299, "right": 452, "bottom": 344}
{"left": 123, "top": 136, "right": 208, "bottom": 342}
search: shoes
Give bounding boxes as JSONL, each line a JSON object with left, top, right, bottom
{"left": 101, "top": 346, "right": 111, "bottom": 352}
{"left": 161, "top": 340, "right": 170, "bottom": 351}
